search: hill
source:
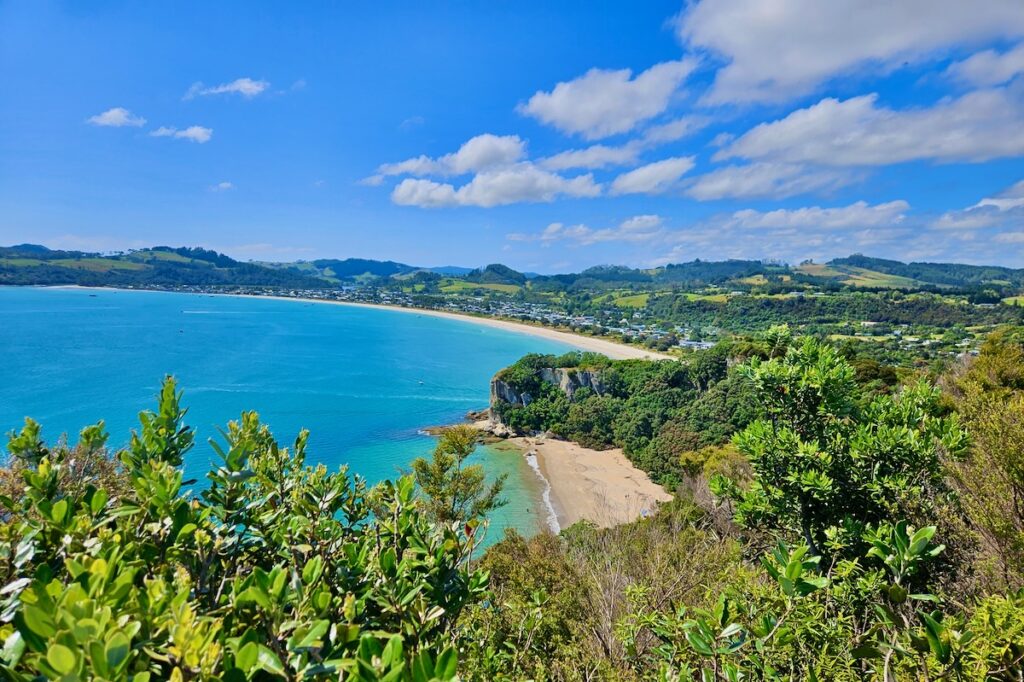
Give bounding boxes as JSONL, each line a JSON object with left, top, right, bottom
{"left": 0, "top": 244, "right": 331, "bottom": 288}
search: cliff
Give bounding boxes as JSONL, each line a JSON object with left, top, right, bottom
{"left": 489, "top": 367, "right": 607, "bottom": 433}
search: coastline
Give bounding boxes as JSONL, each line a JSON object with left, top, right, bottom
{"left": 49, "top": 286, "right": 672, "bottom": 361}
{"left": 507, "top": 434, "right": 672, "bottom": 531}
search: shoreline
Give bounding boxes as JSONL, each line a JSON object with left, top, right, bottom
{"left": 506, "top": 434, "right": 672, "bottom": 531}
{"left": 47, "top": 286, "right": 672, "bottom": 361}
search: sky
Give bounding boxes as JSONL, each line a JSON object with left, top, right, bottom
{"left": 2, "top": 1, "right": 1024, "bottom": 273}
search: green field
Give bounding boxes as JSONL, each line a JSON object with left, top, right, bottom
{"left": 440, "top": 279, "right": 521, "bottom": 294}
{"left": 612, "top": 293, "right": 649, "bottom": 308}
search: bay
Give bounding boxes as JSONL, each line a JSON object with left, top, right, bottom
{"left": 0, "top": 286, "right": 576, "bottom": 540}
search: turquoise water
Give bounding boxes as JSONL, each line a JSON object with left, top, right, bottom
{"left": 0, "top": 287, "right": 575, "bottom": 539}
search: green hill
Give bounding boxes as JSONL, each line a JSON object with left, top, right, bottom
{"left": 0, "top": 244, "right": 331, "bottom": 288}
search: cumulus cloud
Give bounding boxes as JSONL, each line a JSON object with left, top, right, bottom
{"left": 676, "top": 0, "right": 1024, "bottom": 103}
{"left": 540, "top": 143, "right": 641, "bottom": 171}
{"left": 610, "top": 156, "right": 696, "bottom": 195}
{"left": 725, "top": 200, "right": 909, "bottom": 230}
{"left": 87, "top": 107, "right": 146, "bottom": 127}
{"left": 539, "top": 117, "right": 706, "bottom": 171}
{"left": 519, "top": 59, "right": 698, "bottom": 139}
{"left": 934, "top": 179, "right": 1024, "bottom": 229}
{"left": 150, "top": 125, "right": 213, "bottom": 143}
{"left": 375, "top": 134, "right": 526, "bottom": 179}
{"left": 717, "top": 89, "right": 1024, "bottom": 166}
{"left": 685, "top": 163, "right": 856, "bottom": 200}
{"left": 184, "top": 77, "right": 270, "bottom": 99}
{"left": 210, "top": 181, "right": 234, "bottom": 192}
{"left": 390, "top": 163, "right": 600, "bottom": 208}
{"left": 507, "top": 215, "right": 664, "bottom": 246}
{"left": 945, "top": 43, "right": 1024, "bottom": 87}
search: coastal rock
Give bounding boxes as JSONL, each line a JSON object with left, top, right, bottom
{"left": 539, "top": 368, "right": 607, "bottom": 400}
{"left": 489, "top": 367, "right": 609, "bottom": 430}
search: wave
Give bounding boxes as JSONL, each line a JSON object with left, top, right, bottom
{"left": 524, "top": 452, "right": 560, "bottom": 534}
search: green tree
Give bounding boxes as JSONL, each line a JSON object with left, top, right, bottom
{"left": 715, "top": 337, "right": 968, "bottom": 556}
{"left": 412, "top": 425, "right": 506, "bottom": 529}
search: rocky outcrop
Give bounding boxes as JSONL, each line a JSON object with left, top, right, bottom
{"left": 489, "top": 367, "right": 608, "bottom": 433}
{"left": 539, "top": 368, "right": 607, "bottom": 401}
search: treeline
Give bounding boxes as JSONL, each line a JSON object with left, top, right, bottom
{"left": 492, "top": 330, "right": 901, "bottom": 487}
{"left": 475, "top": 328, "right": 1024, "bottom": 679}
{"left": 1, "top": 330, "right": 1022, "bottom": 678}
{"left": 0, "top": 244, "right": 329, "bottom": 289}
{"left": 646, "top": 290, "right": 1024, "bottom": 332}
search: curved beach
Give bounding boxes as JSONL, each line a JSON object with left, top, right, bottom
{"left": 254, "top": 297, "right": 673, "bottom": 361}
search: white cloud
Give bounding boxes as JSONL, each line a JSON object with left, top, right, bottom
{"left": 610, "top": 156, "right": 696, "bottom": 195}
{"left": 375, "top": 134, "right": 526, "bottom": 178}
{"left": 677, "top": 0, "right": 1024, "bottom": 103}
{"left": 519, "top": 59, "right": 698, "bottom": 139}
{"left": 86, "top": 107, "right": 146, "bottom": 127}
{"left": 538, "top": 116, "right": 707, "bottom": 172}
{"left": 508, "top": 215, "right": 664, "bottom": 246}
{"left": 685, "top": 163, "right": 856, "bottom": 200}
{"left": 934, "top": 179, "right": 1024, "bottom": 229}
{"left": 945, "top": 43, "right": 1024, "bottom": 87}
{"left": 184, "top": 77, "right": 270, "bottom": 99}
{"left": 726, "top": 200, "right": 909, "bottom": 230}
{"left": 540, "top": 143, "right": 640, "bottom": 171}
{"left": 210, "top": 181, "right": 234, "bottom": 192}
{"left": 994, "top": 231, "right": 1024, "bottom": 244}
{"left": 390, "top": 163, "right": 600, "bottom": 208}
{"left": 641, "top": 115, "right": 708, "bottom": 145}
{"left": 718, "top": 89, "right": 1024, "bottom": 166}
{"left": 150, "top": 125, "right": 213, "bottom": 143}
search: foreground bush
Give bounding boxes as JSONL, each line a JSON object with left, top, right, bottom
{"left": 0, "top": 379, "right": 483, "bottom": 680}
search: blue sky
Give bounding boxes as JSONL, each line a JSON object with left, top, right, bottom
{"left": 2, "top": 1, "right": 1024, "bottom": 272}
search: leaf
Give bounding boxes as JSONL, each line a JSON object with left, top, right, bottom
{"left": 435, "top": 648, "right": 458, "bottom": 680}
{"left": 105, "top": 632, "right": 131, "bottom": 671}
{"left": 46, "top": 643, "right": 77, "bottom": 675}
{"left": 234, "top": 641, "right": 258, "bottom": 672}
{"left": 256, "top": 645, "right": 286, "bottom": 676}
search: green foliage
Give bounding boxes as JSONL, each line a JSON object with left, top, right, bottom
{"left": 494, "top": 348, "right": 750, "bottom": 487}
{"left": 0, "top": 378, "right": 481, "bottom": 680}
{"left": 716, "top": 337, "right": 968, "bottom": 556}
{"left": 947, "top": 329, "right": 1024, "bottom": 590}
{"left": 411, "top": 425, "right": 506, "bottom": 530}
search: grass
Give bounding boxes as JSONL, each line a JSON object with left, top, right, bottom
{"left": 683, "top": 292, "right": 729, "bottom": 303}
{"left": 53, "top": 258, "right": 146, "bottom": 272}
{"left": 612, "top": 293, "right": 649, "bottom": 308}
{"left": 796, "top": 262, "right": 924, "bottom": 289}
{"left": 1003, "top": 296, "right": 1024, "bottom": 306}
{"left": 440, "top": 280, "right": 521, "bottom": 294}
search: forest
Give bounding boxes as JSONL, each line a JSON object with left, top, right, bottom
{"left": 0, "top": 326, "right": 1021, "bottom": 679}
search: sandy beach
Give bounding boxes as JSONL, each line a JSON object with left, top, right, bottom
{"left": 261, "top": 297, "right": 673, "bottom": 361}
{"left": 55, "top": 286, "right": 672, "bottom": 361}
{"left": 509, "top": 434, "right": 672, "bottom": 531}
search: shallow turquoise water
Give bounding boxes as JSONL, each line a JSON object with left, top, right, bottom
{"left": 0, "top": 287, "right": 575, "bottom": 539}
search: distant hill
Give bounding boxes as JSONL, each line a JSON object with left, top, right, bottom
{"left": 0, "top": 245, "right": 331, "bottom": 288}
{"left": 465, "top": 264, "right": 528, "bottom": 285}
{"left": 828, "top": 254, "right": 1024, "bottom": 289}
{"left": 5, "top": 245, "right": 1023, "bottom": 297}
{"left": 427, "top": 265, "right": 474, "bottom": 276}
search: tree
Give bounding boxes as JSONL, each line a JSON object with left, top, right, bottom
{"left": 0, "top": 378, "right": 477, "bottom": 680}
{"left": 714, "top": 337, "right": 968, "bottom": 556}
{"left": 411, "top": 425, "right": 506, "bottom": 529}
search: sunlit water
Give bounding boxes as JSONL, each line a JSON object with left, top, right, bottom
{"left": 0, "top": 287, "right": 576, "bottom": 541}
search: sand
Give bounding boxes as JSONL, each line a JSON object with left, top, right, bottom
{"left": 509, "top": 435, "right": 672, "bottom": 531}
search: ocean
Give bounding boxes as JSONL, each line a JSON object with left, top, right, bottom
{"left": 0, "top": 286, "right": 576, "bottom": 540}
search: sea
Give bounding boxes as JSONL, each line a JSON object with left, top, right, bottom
{"left": 0, "top": 286, "right": 577, "bottom": 541}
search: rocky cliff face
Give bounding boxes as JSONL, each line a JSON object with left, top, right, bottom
{"left": 489, "top": 367, "right": 607, "bottom": 432}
